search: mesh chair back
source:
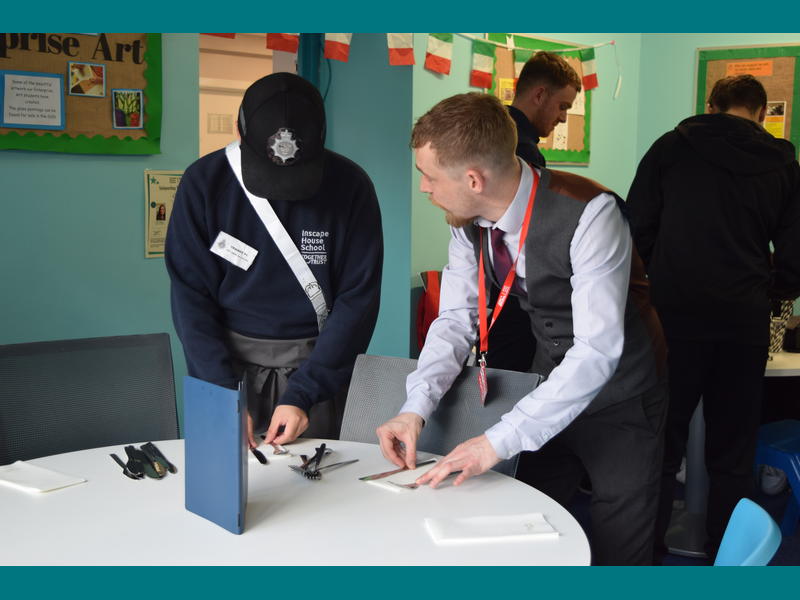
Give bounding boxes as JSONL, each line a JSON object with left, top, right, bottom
{"left": 714, "top": 498, "right": 782, "bottom": 566}
{"left": 0, "top": 333, "right": 178, "bottom": 465}
{"left": 340, "top": 354, "right": 542, "bottom": 477}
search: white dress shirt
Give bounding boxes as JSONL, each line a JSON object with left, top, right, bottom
{"left": 401, "top": 160, "right": 633, "bottom": 459}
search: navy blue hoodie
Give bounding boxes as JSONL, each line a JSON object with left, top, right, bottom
{"left": 166, "top": 148, "right": 383, "bottom": 412}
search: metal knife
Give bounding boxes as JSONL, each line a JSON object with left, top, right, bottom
{"left": 358, "top": 458, "right": 437, "bottom": 481}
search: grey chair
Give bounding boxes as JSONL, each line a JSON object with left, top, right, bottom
{"left": 0, "top": 333, "right": 179, "bottom": 465}
{"left": 340, "top": 354, "right": 542, "bottom": 476}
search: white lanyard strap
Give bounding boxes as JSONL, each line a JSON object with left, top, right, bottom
{"left": 225, "top": 141, "right": 328, "bottom": 333}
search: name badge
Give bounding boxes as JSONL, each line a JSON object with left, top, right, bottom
{"left": 209, "top": 231, "right": 258, "bottom": 271}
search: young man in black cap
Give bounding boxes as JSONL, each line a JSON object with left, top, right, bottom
{"left": 166, "top": 72, "right": 383, "bottom": 448}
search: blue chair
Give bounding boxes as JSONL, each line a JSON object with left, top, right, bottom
{"left": 714, "top": 498, "right": 781, "bottom": 566}
{"left": 755, "top": 419, "right": 800, "bottom": 536}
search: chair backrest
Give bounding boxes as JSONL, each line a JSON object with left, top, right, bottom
{"left": 339, "top": 354, "right": 542, "bottom": 477}
{"left": 0, "top": 333, "right": 179, "bottom": 465}
{"left": 714, "top": 498, "right": 782, "bottom": 566}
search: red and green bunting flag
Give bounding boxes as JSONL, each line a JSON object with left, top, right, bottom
{"left": 387, "top": 33, "right": 415, "bottom": 65}
{"left": 324, "top": 34, "right": 352, "bottom": 62}
{"left": 470, "top": 39, "right": 495, "bottom": 89}
{"left": 266, "top": 33, "right": 300, "bottom": 54}
{"left": 424, "top": 33, "right": 453, "bottom": 75}
{"left": 513, "top": 49, "right": 534, "bottom": 81}
{"left": 579, "top": 47, "right": 598, "bottom": 90}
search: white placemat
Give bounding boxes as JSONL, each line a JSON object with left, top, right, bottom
{"left": 424, "top": 512, "right": 559, "bottom": 545}
{"left": 0, "top": 461, "right": 86, "bottom": 493}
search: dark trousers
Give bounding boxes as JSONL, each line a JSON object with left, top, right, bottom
{"left": 654, "top": 339, "right": 768, "bottom": 562}
{"left": 516, "top": 382, "right": 668, "bottom": 565}
{"left": 485, "top": 291, "right": 537, "bottom": 372}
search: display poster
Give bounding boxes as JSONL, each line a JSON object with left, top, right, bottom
{"left": 145, "top": 170, "right": 182, "bottom": 258}
{"left": 488, "top": 33, "right": 591, "bottom": 165}
{"left": 697, "top": 44, "right": 800, "bottom": 157}
{"left": 0, "top": 33, "right": 162, "bottom": 154}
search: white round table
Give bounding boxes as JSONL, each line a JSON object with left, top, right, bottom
{"left": 0, "top": 438, "right": 591, "bottom": 565}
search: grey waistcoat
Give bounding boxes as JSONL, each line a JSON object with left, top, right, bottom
{"left": 466, "top": 168, "right": 666, "bottom": 415}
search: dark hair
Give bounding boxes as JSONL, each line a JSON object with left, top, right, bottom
{"left": 707, "top": 75, "right": 767, "bottom": 114}
{"left": 411, "top": 92, "right": 517, "bottom": 171}
{"left": 516, "top": 51, "right": 581, "bottom": 97}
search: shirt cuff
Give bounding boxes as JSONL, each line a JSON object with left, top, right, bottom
{"left": 399, "top": 394, "right": 437, "bottom": 424}
{"left": 484, "top": 421, "right": 525, "bottom": 460}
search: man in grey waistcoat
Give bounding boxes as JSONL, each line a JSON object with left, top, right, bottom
{"left": 376, "top": 92, "right": 667, "bottom": 565}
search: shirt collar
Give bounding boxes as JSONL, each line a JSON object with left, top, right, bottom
{"left": 475, "top": 157, "right": 534, "bottom": 234}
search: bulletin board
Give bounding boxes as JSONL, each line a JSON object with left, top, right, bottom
{"left": 487, "top": 33, "right": 591, "bottom": 165}
{"left": 696, "top": 44, "right": 800, "bottom": 154}
{"left": 0, "top": 33, "right": 162, "bottom": 154}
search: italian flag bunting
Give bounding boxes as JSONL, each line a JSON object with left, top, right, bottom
{"left": 266, "top": 33, "right": 300, "bottom": 54}
{"left": 387, "top": 33, "right": 415, "bottom": 65}
{"left": 324, "top": 34, "right": 352, "bottom": 62}
{"left": 424, "top": 33, "right": 453, "bottom": 75}
{"left": 470, "top": 39, "right": 495, "bottom": 89}
{"left": 579, "top": 47, "right": 599, "bottom": 90}
{"left": 513, "top": 48, "right": 534, "bottom": 80}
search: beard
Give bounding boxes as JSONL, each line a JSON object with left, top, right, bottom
{"left": 444, "top": 212, "right": 475, "bottom": 228}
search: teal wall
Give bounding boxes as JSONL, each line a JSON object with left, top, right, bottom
{"left": 2, "top": 32, "right": 797, "bottom": 404}
{"left": 636, "top": 33, "right": 800, "bottom": 160}
{"left": 322, "top": 33, "right": 413, "bottom": 358}
{"left": 0, "top": 33, "right": 198, "bottom": 410}
{"left": 411, "top": 33, "right": 644, "bottom": 278}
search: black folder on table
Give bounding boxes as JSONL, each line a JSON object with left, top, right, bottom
{"left": 184, "top": 375, "right": 247, "bottom": 534}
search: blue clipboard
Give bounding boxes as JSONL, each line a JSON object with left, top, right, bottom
{"left": 183, "top": 375, "right": 247, "bottom": 534}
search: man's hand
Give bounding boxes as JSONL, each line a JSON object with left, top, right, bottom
{"left": 416, "top": 435, "right": 500, "bottom": 488}
{"left": 263, "top": 405, "right": 309, "bottom": 445}
{"left": 376, "top": 412, "right": 424, "bottom": 469}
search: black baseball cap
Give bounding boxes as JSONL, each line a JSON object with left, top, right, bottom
{"left": 237, "top": 73, "right": 326, "bottom": 202}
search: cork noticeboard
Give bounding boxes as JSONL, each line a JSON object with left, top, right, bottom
{"left": 696, "top": 44, "right": 800, "bottom": 156}
{"left": 487, "top": 33, "right": 590, "bottom": 166}
{"left": 0, "top": 33, "right": 162, "bottom": 154}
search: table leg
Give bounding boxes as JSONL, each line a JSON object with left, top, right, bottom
{"left": 665, "top": 400, "right": 709, "bottom": 558}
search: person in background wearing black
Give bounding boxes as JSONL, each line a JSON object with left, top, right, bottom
{"left": 627, "top": 74, "right": 800, "bottom": 563}
{"left": 166, "top": 73, "right": 383, "bottom": 450}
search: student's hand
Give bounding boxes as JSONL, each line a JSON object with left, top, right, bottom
{"left": 264, "top": 405, "right": 309, "bottom": 445}
{"left": 415, "top": 435, "right": 500, "bottom": 488}
{"left": 376, "top": 412, "right": 424, "bottom": 469}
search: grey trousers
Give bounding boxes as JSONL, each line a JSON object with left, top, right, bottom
{"left": 226, "top": 330, "right": 345, "bottom": 440}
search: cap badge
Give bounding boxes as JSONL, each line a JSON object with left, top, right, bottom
{"left": 268, "top": 128, "right": 300, "bottom": 165}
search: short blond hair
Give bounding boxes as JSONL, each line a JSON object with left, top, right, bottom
{"left": 411, "top": 92, "right": 518, "bottom": 172}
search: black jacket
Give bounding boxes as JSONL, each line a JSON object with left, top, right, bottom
{"left": 627, "top": 113, "right": 800, "bottom": 344}
{"left": 508, "top": 105, "right": 546, "bottom": 168}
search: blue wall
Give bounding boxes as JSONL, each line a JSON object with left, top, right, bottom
{"left": 322, "top": 33, "right": 413, "bottom": 358}
{"left": 411, "top": 33, "right": 644, "bottom": 276}
{"left": 0, "top": 34, "right": 198, "bottom": 405}
{"left": 1, "top": 32, "right": 796, "bottom": 405}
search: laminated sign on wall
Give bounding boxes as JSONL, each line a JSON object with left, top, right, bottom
{"left": 0, "top": 33, "right": 162, "bottom": 154}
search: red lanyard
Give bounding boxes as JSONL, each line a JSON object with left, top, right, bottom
{"left": 477, "top": 168, "right": 539, "bottom": 365}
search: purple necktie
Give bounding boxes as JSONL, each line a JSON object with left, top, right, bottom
{"left": 490, "top": 227, "right": 514, "bottom": 284}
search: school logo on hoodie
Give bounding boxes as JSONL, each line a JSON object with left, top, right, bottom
{"left": 301, "top": 229, "right": 329, "bottom": 265}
